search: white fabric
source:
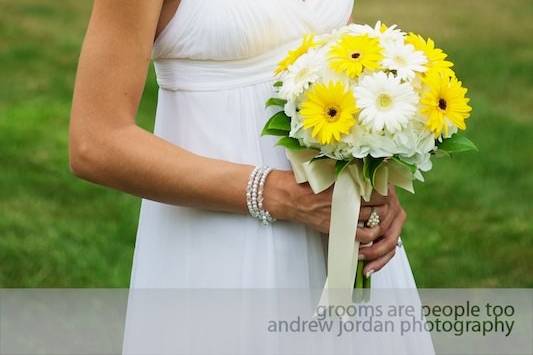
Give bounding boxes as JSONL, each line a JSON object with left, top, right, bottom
{"left": 126, "top": 1, "right": 435, "bottom": 353}
{"left": 131, "top": 0, "right": 422, "bottom": 294}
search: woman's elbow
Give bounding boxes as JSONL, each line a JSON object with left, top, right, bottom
{"left": 69, "top": 132, "right": 105, "bottom": 182}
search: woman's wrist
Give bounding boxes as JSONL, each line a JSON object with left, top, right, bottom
{"left": 261, "top": 169, "right": 296, "bottom": 221}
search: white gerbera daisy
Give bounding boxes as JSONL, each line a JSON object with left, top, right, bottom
{"left": 343, "top": 21, "right": 405, "bottom": 48}
{"left": 373, "top": 21, "right": 406, "bottom": 48}
{"left": 342, "top": 23, "right": 375, "bottom": 36}
{"left": 354, "top": 72, "right": 418, "bottom": 133}
{"left": 382, "top": 43, "right": 427, "bottom": 81}
{"left": 278, "top": 50, "right": 321, "bottom": 100}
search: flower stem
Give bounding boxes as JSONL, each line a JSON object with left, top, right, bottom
{"left": 354, "top": 260, "right": 365, "bottom": 289}
{"left": 363, "top": 268, "right": 371, "bottom": 289}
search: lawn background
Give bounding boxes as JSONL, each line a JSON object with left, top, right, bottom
{"left": 0, "top": 0, "right": 532, "bottom": 287}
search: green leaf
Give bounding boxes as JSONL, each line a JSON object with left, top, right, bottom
{"left": 363, "top": 157, "right": 385, "bottom": 185}
{"left": 261, "top": 128, "right": 289, "bottom": 137}
{"left": 276, "top": 137, "right": 305, "bottom": 151}
{"left": 335, "top": 159, "right": 352, "bottom": 176}
{"left": 273, "top": 81, "right": 283, "bottom": 88}
{"left": 261, "top": 111, "right": 291, "bottom": 136}
{"left": 438, "top": 134, "right": 478, "bottom": 154}
{"left": 265, "top": 97, "right": 287, "bottom": 108}
{"left": 432, "top": 149, "right": 450, "bottom": 158}
{"left": 391, "top": 156, "right": 417, "bottom": 174}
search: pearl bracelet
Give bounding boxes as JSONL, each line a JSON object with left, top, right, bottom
{"left": 246, "top": 166, "right": 276, "bottom": 225}
{"left": 246, "top": 167, "right": 261, "bottom": 218}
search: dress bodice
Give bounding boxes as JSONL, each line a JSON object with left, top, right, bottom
{"left": 153, "top": 0, "right": 354, "bottom": 61}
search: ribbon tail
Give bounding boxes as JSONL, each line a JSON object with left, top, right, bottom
{"left": 318, "top": 168, "right": 361, "bottom": 308}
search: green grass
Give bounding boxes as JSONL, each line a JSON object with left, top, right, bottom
{"left": 0, "top": 0, "right": 532, "bottom": 287}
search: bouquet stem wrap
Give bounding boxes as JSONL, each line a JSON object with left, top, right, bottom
{"left": 286, "top": 150, "right": 415, "bottom": 307}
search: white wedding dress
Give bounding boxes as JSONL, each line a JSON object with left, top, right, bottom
{"left": 131, "top": 0, "right": 419, "bottom": 291}
{"left": 125, "top": 1, "right": 435, "bottom": 353}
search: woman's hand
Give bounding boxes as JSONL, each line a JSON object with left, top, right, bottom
{"left": 264, "top": 170, "right": 406, "bottom": 276}
{"left": 358, "top": 186, "right": 406, "bottom": 277}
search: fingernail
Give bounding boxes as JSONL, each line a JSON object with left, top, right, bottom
{"left": 365, "top": 270, "right": 374, "bottom": 278}
{"left": 360, "top": 242, "right": 373, "bottom": 248}
{"left": 358, "top": 254, "right": 366, "bottom": 260}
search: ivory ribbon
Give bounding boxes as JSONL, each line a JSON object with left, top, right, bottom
{"left": 286, "top": 150, "right": 414, "bottom": 307}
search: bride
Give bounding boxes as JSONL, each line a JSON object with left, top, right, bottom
{"left": 69, "top": 0, "right": 436, "bottom": 352}
{"left": 69, "top": 1, "right": 432, "bottom": 351}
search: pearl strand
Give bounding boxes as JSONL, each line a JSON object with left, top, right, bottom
{"left": 250, "top": 166, "right": 264, "bottom": 218}
{"left": 246, "top": 167, "right": 261, "bottom": 218}
{"left": 258, "top": 167, "right": 275, "bottom": 225}
{"left": 245, "top": 166, "right": 276, "bottom": 225}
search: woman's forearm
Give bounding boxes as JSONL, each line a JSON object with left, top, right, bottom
{"left": 69, "top": 122, "right": 264, "bottom": 214}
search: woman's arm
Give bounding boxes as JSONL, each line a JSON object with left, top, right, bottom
{"left": 69, "top": 0, "right": 354, "bottom": 218}
{"left": 70, "top": 0, "right": 257, "bottom": 214}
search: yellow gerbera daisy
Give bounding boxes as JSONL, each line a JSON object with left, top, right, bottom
{"left": 421, "top": 71, "right": 472, "bottom": 137}
{"left": 274, "top": 34, "right": 316, "bottom": 75}
{"left": 300, "top": 81, "right": 358, "bottom": 144}
{"left": 328, "top": 34, "right": 383, "bottom": 79}
{"left": 405, "top": 33, "right": 455, "bottom": 78}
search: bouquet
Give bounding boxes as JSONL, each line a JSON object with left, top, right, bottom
{"left": 263, "top": 22, "right": 476, "bottom": 302}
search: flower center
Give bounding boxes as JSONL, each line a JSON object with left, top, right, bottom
{"left": 394, "top": 55, "right": 407, "bottom": 66}
{"left": 326, "top": 106, "right": 340, "bottom": 121}
{"left": 351, "top": 52, "right": 361, "bottom": 59}
{"left": 438, "top": 98, "right": 448, "bottom": 111}
{"left": 377, "top": 94, "right": 393, "bottom": 110}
